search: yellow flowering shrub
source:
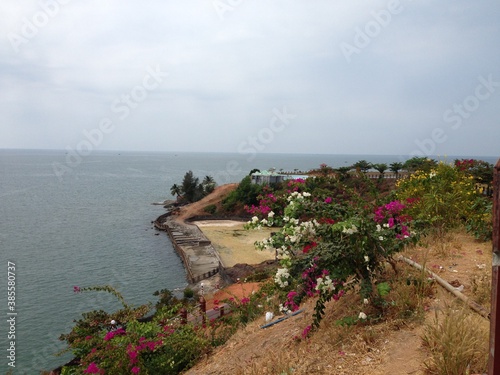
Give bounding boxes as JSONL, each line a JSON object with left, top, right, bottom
{"left": 395, "top": 162, "right": 487, "bottom": 237}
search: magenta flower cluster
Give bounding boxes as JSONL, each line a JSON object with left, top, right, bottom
{"left": 374, "top": 200, "right": 412, "bottom": 239}
{"left": 104, "top": 327, "right": 126, "bottom": 341}
{"left": 286, "top": 178, "right": 305, "bottom": 193}
{"left": 83, "top": 362, "right": 102, "bottom": 374}
{"left": 245, "top": 192, "right": 277, "bottom": 216}
{"left": 284, "top": 291, "right": 300, "bottom": 312}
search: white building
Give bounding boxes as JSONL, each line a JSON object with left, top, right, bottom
{"left": 250, "top": 170, "right": 309, "bottom": 185}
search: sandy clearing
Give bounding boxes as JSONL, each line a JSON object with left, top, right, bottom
{"left": 194, "top": 222, "right": 276, "bottom": 267}
{"left": 195, "top": 220, "right": 245, "bottom": 227}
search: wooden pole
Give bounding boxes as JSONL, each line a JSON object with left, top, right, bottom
{"left": 399, "top": 256, "right": 490, "bottom": 319}
{"left": 488, "top": 159, "right": 500, "bottom": 374}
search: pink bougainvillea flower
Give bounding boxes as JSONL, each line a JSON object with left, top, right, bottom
{"left": 104, "top": 327, "right": 126, "bottom": 341}
{"left": 284, "top": 290, "right": 299, "bottom": 311}
{"left": 83, "top": 362, "right": 101, "bottom": 374}
{"left": 287, "top": 291, "right": 298, "bottom": 299}
{"left": 324, "top": 197, "right": 332, "bottom": 204}
{"left": 302, "top": 325, "right": 312, "bottom": 339}
{"left": 388, "top": 217, "right": 395, "bottom": 228}
{"left": 131, "top": 366, "right": 140, "bottom": 374}
{"left": 128, "top": 349, "right": 138, "bottom": 364}
{"left": 241, "top": 297, "right": 250, "bottom": 305}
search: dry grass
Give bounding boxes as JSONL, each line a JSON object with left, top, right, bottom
{"left": 422, "top": 302, "right": 489, "bottom": 375}
{"left": 469, "top": 270, "right": 492, "bottom": 307}
{"left": 196, "top": 222, "right": 276, "bottom": 267}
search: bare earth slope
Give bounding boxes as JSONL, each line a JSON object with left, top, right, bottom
{"left": 174, "top": 183, "right": 238, "bottom": 222}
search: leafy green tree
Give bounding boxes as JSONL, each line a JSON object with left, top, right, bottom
{"left": 403, "top": 157, "right": 437, "bottom": 173}
{"left": 171, "top": 172, "right": 216, "bottom": 203}
{"left": 470, "top": 161, "right": 494, "bottom": 185}
{"left": 455, "top": 159, "right": 494, "bottom": 185}
{"left": 181, "top": 170, "right": 200, "bottom": 203}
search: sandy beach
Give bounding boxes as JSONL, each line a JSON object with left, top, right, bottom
{"left": 193, "top": 220, "right": 276, "bottom": 267}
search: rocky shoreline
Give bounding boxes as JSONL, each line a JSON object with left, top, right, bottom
{"left": 153, "top": 214, "right": 229, "bottom": 291}
{"left": 153, "top": 207, "right": 276, "bottom": 295}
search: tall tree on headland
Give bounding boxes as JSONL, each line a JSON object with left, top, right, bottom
{"left": 171, "top": 171, "right": 217, "bottom": 203}
{"left": 181, "top": 170, "right": 199, "bottom": 203}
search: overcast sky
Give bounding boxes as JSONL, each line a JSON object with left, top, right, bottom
{"left": 1, "top": 1, "right": 499, "bottom": 157}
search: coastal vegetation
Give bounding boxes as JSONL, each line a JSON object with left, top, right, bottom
{"left": 57, "top": 158, "right": 494, "bottom": 374}
{"left": 170, "top": 171, "right": 216, "bottom": 204}
{"left": 221, "top": 174, "right": 262, "bottom": 212}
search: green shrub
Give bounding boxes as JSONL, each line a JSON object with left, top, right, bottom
{"left": 183, "top": 287, "right": 195, "bottom": 299}
{"left": 395, "top": 162, "right": 483, "bottom": 238}
{"left": 204, "top": 204, "right": 217, "bottom": 214}
{"left": 222, "top": 175, "right": 262, "bottom": 212}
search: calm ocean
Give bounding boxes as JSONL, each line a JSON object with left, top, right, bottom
{"left": 0, "top": 149, "right": 497, "bottom": 373}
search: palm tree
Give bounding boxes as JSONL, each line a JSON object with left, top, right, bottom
{"left": 389, "top": 162, "right": 403, "bottom": 178}
{"left": 352, "top": 160, "right": 372, "bottom": 173}
{"left": 170, "top": 183, "right": 182, "bottom": 199}
{"left": 372, "top": 163, "right": 388, "bottom": 179}
{"left": 202, "top": 175, "right": 216, "bottom": 194}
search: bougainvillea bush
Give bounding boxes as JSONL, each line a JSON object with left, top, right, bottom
{"left": 59, "top": 286, "right": 213, "bottom": 374}
{"left": 245, "top": 178, "right": 420, "bottom": 329}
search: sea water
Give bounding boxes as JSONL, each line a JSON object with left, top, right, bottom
{"left": 0, "top": 149, "right": 497, "bottom": 373}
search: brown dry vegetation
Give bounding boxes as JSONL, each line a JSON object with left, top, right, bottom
{"left": 173, "top": 183, "right": 239, "bottom": 222}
